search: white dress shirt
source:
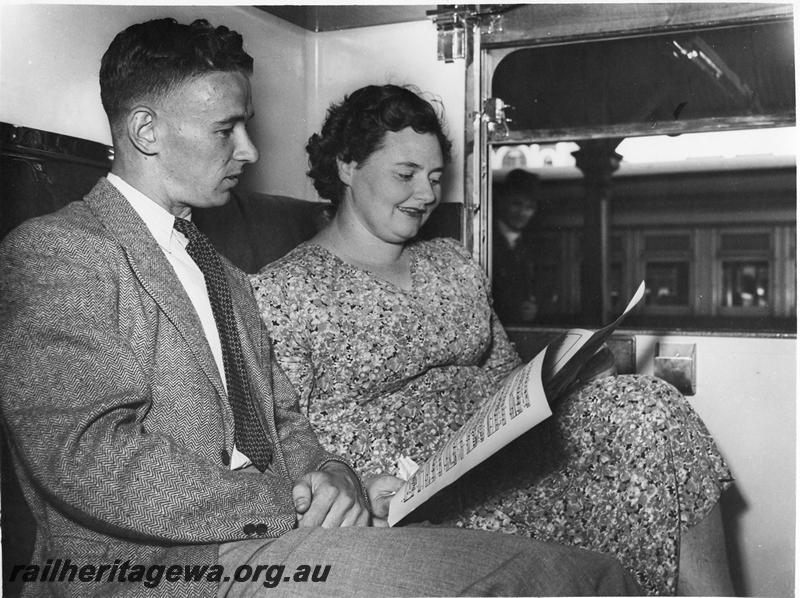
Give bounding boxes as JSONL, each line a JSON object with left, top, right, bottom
{"left": 497, "top": 219, "right": 522, "bottom": 250}
{"left": 107, "top": 173, "right": 251, "bottom": 470}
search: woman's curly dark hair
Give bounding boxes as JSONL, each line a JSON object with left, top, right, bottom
{"left": 306, "top": 84, "right": 452, "bottom": 205}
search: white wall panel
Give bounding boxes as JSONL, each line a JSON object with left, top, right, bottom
{"left": 635, "top": 333, "right": 796, "bottom": 596}
{"left": 0, "top": 5, "right": 309, "bottom": 198}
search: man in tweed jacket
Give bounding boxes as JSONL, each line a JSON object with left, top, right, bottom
{"left": 0, "top": 17, "right": 640, "bottom": 598}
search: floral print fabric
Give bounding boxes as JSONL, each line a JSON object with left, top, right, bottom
{"left": 251, "top": 237, "right": 732, "bottom": 595}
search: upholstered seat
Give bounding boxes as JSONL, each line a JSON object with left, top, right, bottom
{"left": 194, "top": 192, "right": 462, "bottom": 274}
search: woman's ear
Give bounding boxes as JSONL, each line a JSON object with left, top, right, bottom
{"left": 126, "top": 107, "right": 158, "bottom": 156}
{"left": 337, "top": 157, "right": 357, "bottom": 186}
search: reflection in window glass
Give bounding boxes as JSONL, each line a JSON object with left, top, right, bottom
{"left": 501, "top": 148, "right": 527, "bottom": 169}
{"left": 645, "top": 262, "right": 690, "bottom": 305}
{"left": 722, "top": 261, "right": 769, "bottom": 307}
{"left": 644, "top": 234, "right": 691, "bottom": 253}
{"left": 610, "top": 262, "right": 623, "bottom": 312}
{"left": 491, "top": 21, "right": 795, "bottom": 134}
{"left": 534, "top": 261, "right": 563, "bottom": 316}
{"left": 489, "top": 126, "right": 795, "bottom": 331}
{"left": 720, "top": 232, "right": 771, "bottom": 253}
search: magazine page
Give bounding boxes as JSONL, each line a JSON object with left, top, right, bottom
{"left": 543, "top": 281, "right": 645, "bottom": 399}
{"left": 387, "top": 350, "right": 552, "bottom": 526}
{"left": 541, "top": 328, "right": 592, "bottom": 382}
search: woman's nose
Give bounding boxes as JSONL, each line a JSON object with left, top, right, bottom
{"left": 415, "top": 179, "right": 439, "bottom": 204}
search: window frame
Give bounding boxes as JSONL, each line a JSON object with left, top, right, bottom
{"left": 469, "top": 5, "right": 796, "bottom": 335}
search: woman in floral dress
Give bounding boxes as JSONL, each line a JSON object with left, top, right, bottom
{"left": 250, "top": 84, "right": 734, "bottom": 595}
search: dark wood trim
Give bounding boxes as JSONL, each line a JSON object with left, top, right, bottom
{"left": 0, "top": 122, "right": 112, "bottom": 169}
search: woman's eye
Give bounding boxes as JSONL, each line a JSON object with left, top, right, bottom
{"left": 397, "top": 172, "right": 414, "bottom": 181}
{"left": 430, "top": 178, "right": 442, "bottom": 187}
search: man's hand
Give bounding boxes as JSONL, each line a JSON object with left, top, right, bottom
{"left": 292, "top": 461, "right": 370, "bottom": 528}
{"left": 365, "top": 474, "right": 405, "bottom": 528}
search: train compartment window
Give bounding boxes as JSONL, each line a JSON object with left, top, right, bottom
{"left": 482, "top": 11, "right": 795, "bottom": 334}
{"left": 718, "top": 231, "right": 772, "bottom": 313}
{"left": 645, "top": 261, "right": 691, "bottom": 308}
{"left": 642, "top": 232, "right": 693, "bottom": 311}
{"left": 609, "top": 234, "right": 625, "bottom": 312}
{"left": 490, "top": 140, "right": 796, "bottom": 332}
{"left": 721, "top": 261, "right": 770, "bottom": 308}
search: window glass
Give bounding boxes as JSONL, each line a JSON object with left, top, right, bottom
{"left": 721, "top": 261, "right": 770, "bottom": 308}
{"left": 489, "top": 128, "right": 796, "bottom": 332}
{"left": 486, "top": 16, "right": 795, "bottom": 333}
{"left": 645, "top": 262, "right": 690, "bottom": 306}
{"left": 491, "top": 21, "right": 795, "bottom": 138}
{"left": 720, "top": 232, "right": 771, "bottom": 254}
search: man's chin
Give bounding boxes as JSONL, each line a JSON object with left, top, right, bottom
{"left": 209, "top": 190, "right": 234, "bottom": 207}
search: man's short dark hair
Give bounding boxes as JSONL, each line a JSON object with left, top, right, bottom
{"left": 502, "top": 169, "right": 540, "bottom": 197}
{"left": 100, "top": 18, "right": 253, "bottom": 134}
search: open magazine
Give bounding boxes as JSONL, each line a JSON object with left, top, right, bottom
{"left": 387, "top": 281, "right": 646, "bottom": 527}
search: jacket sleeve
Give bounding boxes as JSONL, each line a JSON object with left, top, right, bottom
{"left": 0, "top": 218, "right": 311, "bottom": 544}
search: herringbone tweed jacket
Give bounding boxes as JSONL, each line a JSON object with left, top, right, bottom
{"left": 0, "top": 178, "right": 348, "bottom": 597}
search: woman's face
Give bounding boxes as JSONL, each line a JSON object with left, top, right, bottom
{"left": 338, "top": 127, "right": 444, "bottom": 244}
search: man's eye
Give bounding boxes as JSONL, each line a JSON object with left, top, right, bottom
{"left": 217, "top": 128, "right": 233, "bottom": 137}
{"left": 430, "top": 178, "right": 442, "bottom": 187}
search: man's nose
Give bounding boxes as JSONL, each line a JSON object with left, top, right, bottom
{"left": 234, "top": 128, "right": 259, "bottom": 164}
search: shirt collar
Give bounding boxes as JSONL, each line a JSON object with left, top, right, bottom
{"left": 497, "top": 219, "right": 522, "bottom": 248}
{"left": 106, "top": 173, "right": 189, "bottom": 250}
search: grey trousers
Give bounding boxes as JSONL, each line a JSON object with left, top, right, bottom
{"left": 217, "top": 526, "right": 642, "bottom": 597}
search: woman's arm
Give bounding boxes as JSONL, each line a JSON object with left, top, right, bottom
{"left": 438, "top": 237, "right": 523, "bottom": 384}
{"left": 482, "top": 308, "right": 524, "bottom": 384}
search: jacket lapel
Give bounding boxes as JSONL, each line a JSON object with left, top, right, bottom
{"left": 84, "top": 178, "right": 227, "bottom": 400}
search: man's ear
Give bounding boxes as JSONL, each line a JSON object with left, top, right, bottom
{"left": 337, "top": 157, "right": 357, "bottom": 186}
{"left": 126, "top": 107, "right": 158, "bottom": 156}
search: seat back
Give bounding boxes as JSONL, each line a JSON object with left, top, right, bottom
{"left": 193, "top": 192, "right": 463, "bottom": 274}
